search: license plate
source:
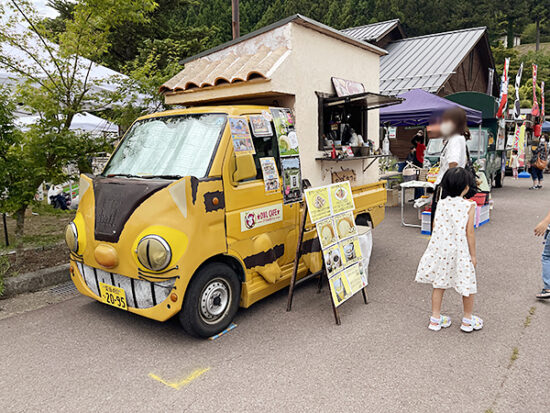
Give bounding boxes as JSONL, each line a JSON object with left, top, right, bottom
{"left": 99, "top": 282, "right": 127, "bottom": 310}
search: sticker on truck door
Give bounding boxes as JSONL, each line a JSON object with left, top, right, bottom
{"left": 240, "top": 204, "right": 283, "bottom": 231}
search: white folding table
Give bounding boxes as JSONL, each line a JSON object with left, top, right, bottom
{"left": 399, "top": 180, "right": 435, "bottom": 228}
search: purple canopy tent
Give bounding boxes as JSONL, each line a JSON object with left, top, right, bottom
{"left": 379, "top": 89, "right": 482, "bottom": 126}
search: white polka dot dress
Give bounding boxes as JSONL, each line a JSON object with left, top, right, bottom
{"left": 415, "top": 197, "right": 477, "bottom": 296}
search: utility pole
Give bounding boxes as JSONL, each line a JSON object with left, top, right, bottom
{"left": 232, "top": 0, "right": 240, "bottom": 40}
{"left": 535, "top": 17, "right": 540, "bottom": 52}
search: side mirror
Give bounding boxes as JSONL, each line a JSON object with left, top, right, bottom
{"left": 233, "top": 153, "right": 257, "bottom": 182}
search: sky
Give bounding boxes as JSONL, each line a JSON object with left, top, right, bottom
{"left": 32, "top": 0, "right": 58, "bottom": 18}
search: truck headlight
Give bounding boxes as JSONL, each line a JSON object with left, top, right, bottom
{"left": 136, "top": 235, "right": 172, "bottom": 271}
{"left": 65, "top": 222, "right": 78, "bottom": 253}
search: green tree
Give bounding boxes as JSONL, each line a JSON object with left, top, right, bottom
{"left": 0, "top": 0, "right": 155, "bottom": 241}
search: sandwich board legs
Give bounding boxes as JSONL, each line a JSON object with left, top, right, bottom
{"left": 287, "top": 203, "right": 341, "bottom": 325}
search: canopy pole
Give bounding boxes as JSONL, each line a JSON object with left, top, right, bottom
{"left": 478, "top": 124, "right": 482, "bottom": 157}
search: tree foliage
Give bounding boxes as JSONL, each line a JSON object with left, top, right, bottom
{"left": 0, "top": 0, "right": 154, "bottom": 240}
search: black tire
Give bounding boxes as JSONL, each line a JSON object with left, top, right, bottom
{"left": 494, "top": 170, "right": 503, "bottom": 188}
{"left": 179, "top": 262, "right": 241, "bottom": 338}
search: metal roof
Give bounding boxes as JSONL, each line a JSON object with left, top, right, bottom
{"left": 379, "top": 27, "right": 488, "bottom": 95}
{"left": 341, "top": 19, "right": 402, "bottom": 42}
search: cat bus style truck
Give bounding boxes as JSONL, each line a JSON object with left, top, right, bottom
{"left": 65, "top": 16, "right": 398, "bottom": 337}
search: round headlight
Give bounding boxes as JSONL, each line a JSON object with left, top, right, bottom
{"left": 136, "top": 235, "right": 172, "bottom": 271}
{"left": 65, "top": 222, "right": 78, "bottom": 253}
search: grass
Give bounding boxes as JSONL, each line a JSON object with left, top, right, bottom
{"left": 523, "top": 306, "right": 536, "bottom": 328}
{"left": 0, "top": 203, "right": 75, "bottom": 251}
{"left": 0, "top": 255, "right": 9, "bottom": 296}
{"left": 514, "top": 42, "right": 550, "bottom": 55}
{"left": 509, "top": 347, "right": 519, "bottom": 364}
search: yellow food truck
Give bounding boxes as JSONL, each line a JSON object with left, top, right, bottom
{"left": 66, "top": 15, "right": 398, "bottom": 337}
{"left": 67, "top": 105, "right": 387, "bottom": 337}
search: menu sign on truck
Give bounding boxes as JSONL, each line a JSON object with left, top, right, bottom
{"left": 304, "top": 181, "right": 366, "bottom": 307}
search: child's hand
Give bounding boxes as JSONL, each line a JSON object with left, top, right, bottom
{"left": 534, "top": 219, "right": 549, "bottom": 236}
{"left": 471, "top": 256, "right": 477, "bottom": 268}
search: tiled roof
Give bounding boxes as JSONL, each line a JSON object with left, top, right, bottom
{"left": 160, "top": 46, "right": 289, "bottom": 93}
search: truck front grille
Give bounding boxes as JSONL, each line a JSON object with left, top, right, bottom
{"left": 76, "top": 263, "right": 176, "bottom": 309}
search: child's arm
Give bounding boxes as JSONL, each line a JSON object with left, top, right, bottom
{"left": 534, "top": 209, "right": 550, "bottom": 236}
{"left": 466, "top": 203, "right": 476, "bottom": 267}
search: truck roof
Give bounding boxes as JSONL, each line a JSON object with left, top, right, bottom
{"left": 138, "top": 105, "right": 271, "bottom": 121}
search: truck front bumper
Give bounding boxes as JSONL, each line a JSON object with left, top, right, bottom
{"left": 70, "top": 260, "right": 182, "bottom": 322}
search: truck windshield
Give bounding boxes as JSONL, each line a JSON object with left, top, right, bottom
{"left": 426, "top": 129, "right": 488, "bottom": 157}
{"left": 103, "top": 114, "right": 227, "bottom": 178}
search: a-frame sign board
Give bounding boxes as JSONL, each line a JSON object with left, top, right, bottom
{"left": 286, "top": 182, "right": 368, "bottom": 325}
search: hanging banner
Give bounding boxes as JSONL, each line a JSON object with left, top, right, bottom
{"left": 496, "top": 58, "right": 510, "bottom": 119}
{"left": 513, "top": 62, "right": 523, "bottom": 120}
{"left": 518, "top": 122, "right": 527, "bottom": 167}
{"left": 532, "top": 64, "right": 540, "bottom": 117}
{"left": 496, "top": 118, "right": 506, "bottom": 151}
{"left": 542, "top": 81, "right": 545, "bottom": 121}
{"left": 487, "top": 68, "right": 495, "bottom": 96}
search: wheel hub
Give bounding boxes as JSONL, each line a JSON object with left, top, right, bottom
{"left": 200, "top": 279, "right": 230, "bottom": 324}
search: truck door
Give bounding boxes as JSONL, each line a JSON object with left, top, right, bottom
{"left": 222, "top": 115, "right": 300, "bottom": 285}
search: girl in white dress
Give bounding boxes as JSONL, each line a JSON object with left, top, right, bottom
{"left": 416, "top": 167, "right": 483, "bottom": 333}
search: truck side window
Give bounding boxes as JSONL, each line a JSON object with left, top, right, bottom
{"left": 249, "top": 120, "right": 280, "bottom": 180}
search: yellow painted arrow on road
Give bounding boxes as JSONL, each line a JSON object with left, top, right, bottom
{"left": 149, "top": 367, "right": 210, "bottom": 390}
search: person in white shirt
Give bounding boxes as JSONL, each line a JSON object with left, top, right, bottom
{"left": 431, "top": 107, "right": 469, "bottom": 228}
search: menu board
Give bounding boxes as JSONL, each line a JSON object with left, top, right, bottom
{"left": 229, "top": 116, "right": 255, "bottom": 154}
{"left": 330, "top": 182, "right": 354, "bottom": 215}
{"left": 305, "top": 187, "right": 331, "bottom": 223}
{"left": 304, "top": 181, "right": 365, "bottom": 308}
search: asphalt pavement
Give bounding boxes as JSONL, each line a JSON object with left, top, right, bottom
{"left": 1, "top": 178, "right": 549, "bottom": 413}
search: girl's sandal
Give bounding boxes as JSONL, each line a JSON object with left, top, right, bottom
{"left": 536, "top": 289, "right": 550, "bottom": 299}
{"left": 428, "top": 315, "right": 451, "bottom": 331}
{"left": 460, "top": 315, "right": 483, "bottom": 333}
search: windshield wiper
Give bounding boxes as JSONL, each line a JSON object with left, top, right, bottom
{"left": 106, "top": 173, "right": 143, "bottom": 178}
{"left": 139, "top": 175, "right": 183, "bottom": 180}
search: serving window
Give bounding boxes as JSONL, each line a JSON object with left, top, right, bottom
{"left": 317, "top": 91, "right": 403, "bottom": 151}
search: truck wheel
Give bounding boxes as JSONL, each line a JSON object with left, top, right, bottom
{"left": 179, "top": 263, "right": 241, "bottom": 338}
{"left": 494, "top": 171, "right": 503, "bottom": 188}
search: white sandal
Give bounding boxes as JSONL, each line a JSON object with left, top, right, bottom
{"left": 460, "top": 315, "right": 483, "bottom": 333}
{"left": 428, "top": 315, "right": 452, "bottom": 331}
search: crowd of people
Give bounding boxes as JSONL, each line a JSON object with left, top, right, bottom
{"left": 413, "top": 107, "right": 550, "bottom": 333}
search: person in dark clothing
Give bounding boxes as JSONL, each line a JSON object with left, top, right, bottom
{"left": 529, "top": 137, "right": 548, "bottom": 190}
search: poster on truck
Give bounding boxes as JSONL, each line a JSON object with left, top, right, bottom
{"left": 249, "top": 115, "right": 273, "bottom": 137}
{"left": 270, "top": 107, "right": 299, "bottom": 157}
{"left": 281, "top": 156, "right": 302, "bottom": 204}
{"left": 260, "top": 157, "right": 280, "bottom": 194}
{"left": 229, "top": 116, "right": 255, "bottom": 154}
